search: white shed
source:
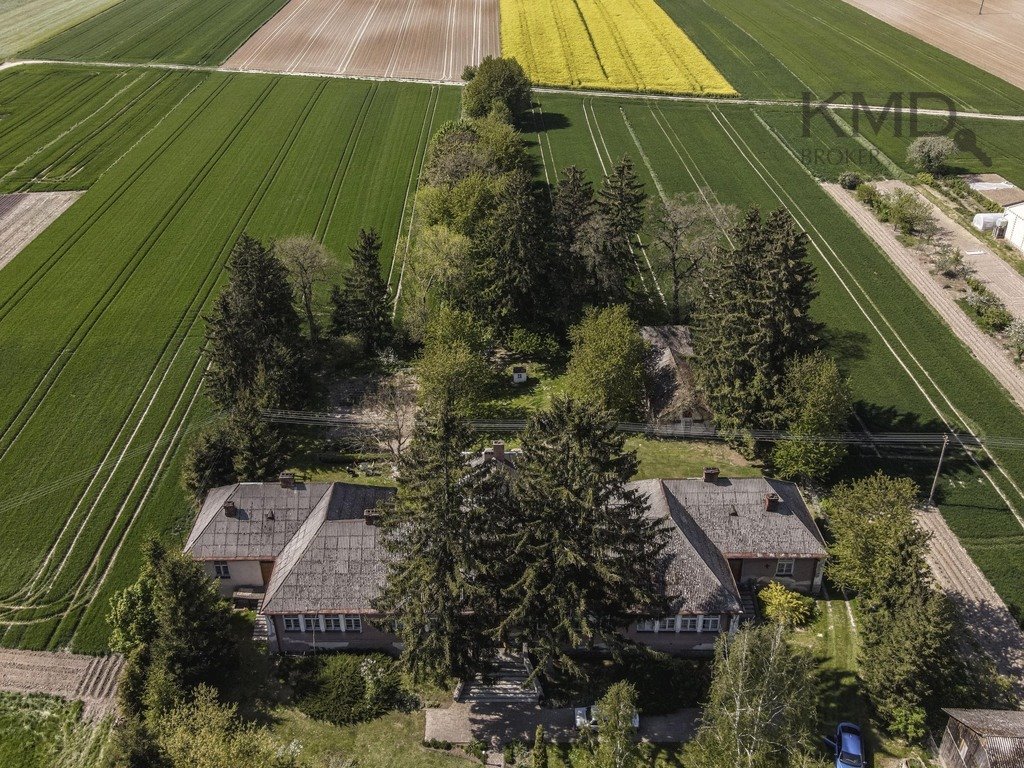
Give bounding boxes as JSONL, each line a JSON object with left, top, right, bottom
{"left": 1007, "top": 203, "right": 1024, "bottom": 254}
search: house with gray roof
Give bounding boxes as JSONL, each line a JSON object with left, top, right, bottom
{"left": 622, "top": 471, "right": 827, "bottom": 653}
{"left": 185, "top": 468, "right": 825, "bottom": 656}
{"left": 185, "top": 476, "right": 396, "bottom": 654}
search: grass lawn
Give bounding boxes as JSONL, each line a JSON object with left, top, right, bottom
{"left": 22, "top": 0, "right": 290, "bottom": 65}
{"left": 791, "top": 593, "right": 928, "bottom": 765}
{"left": 629, "top": 438, "right": 759, "bottom": 480}
{"left": 658, "top": 0, "right": 1024, "bottom": 114}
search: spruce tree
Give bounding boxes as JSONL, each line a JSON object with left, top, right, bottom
{"left": 333, "top": 228, "right": 392, "bottom": 353}
{"left": 490, "top": 397, "right": 668, "bottom": 674}
{"left": 374, "top": 405, "right": 488, "bottom": 683}
{"left": 551, "top": 166, "right": 597, "bottom": 315}
{"left": 693, "top": 208, "right": 817, "bottom": 434}
{"left": 204, "top": 234, "right": 302, "bottom": 409}
{"left": 591, "top": 156, "right": 646, "bottom": 305}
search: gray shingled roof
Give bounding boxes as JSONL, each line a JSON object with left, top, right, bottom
{"left": 945, "top": 709, "right": 1024, "bottom": 738}
{"left": 184, "top": 482, "right": 333, "bottom": 559}
{"left": 652, "top": 477, "right": 826, "bottom": 559}
{"left": 635, "top": 479, "right": 741, "bottom": 614}
{"left": 260, "top": 484, "right": 395, "bottom": 614}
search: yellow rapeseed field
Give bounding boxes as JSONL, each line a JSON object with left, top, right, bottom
{"left": 500, "top": 0, "right": 736, "bottom": 95}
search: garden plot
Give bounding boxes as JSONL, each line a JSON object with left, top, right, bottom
{"left": 0, "top": 192, "right": 82, "bottom": 270}
{"left": 224, "top": 0, "right": 499, "bottom": 81}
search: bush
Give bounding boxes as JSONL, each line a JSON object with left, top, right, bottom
{"left": 838, "top": 171, "right": 861, "bottom": 190}
{"left": 1008, "top": 318, "right": 1024, "bottom": 361}
{"left": 907, "top": 135, "right": 957, "bottom": 174}
{"left": 758, "top": 581, "right": 814, "bottom": 627}
{"left": 932, "top": 245, "right": 969, "bottom": 279}
{"left": 290, "top": 653, "right": 414, "bottom": 726}
{"left": 854, "top": 182, "right": 877, "bottom": 206}
{"left": 965, "top": 278, "right": 1012, "bottom": 332}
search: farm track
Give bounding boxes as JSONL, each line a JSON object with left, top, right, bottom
{"left": 5, "top": 59, "right": 1024, "bottom": 121}
{"left": 917, "top": 510, "right": 1024, "bottom": 697}
{"left": 0, "top": 648, "right": 123, "bottom": 720}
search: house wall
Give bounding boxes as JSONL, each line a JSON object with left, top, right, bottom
{"left": 621, "top": 614, "right": 732, "bottom": 655}
{"left": 735, "top": 557, "right": 820, "bottom": 594}
{"left": 1007, "top": 206, "right": 1024, "bottom": 253}
{"left": 268, "top": 614, "right": 401, "bottom": 654}
{"left": 939, "top": 719, "right": 988, "bottom": 768}
{"left": 201, "top": 559, "right": 264, "bottom": 597}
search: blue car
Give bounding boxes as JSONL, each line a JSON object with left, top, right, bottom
{"left": 832, "top": 722, "right": 864, "bottom": 768}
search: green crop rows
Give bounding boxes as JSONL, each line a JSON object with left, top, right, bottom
{"left": 0, "top": 66, "right": 457, "bottom": 651}
{"left": 659, "top": 0, "right": 1024, "bottom": 115}
{"left": 0, "top": 0, "right": 121, "bottom": 60}
{"left": 22, "top": 0, "right": 290, "bottom": 65}
{"left": 530, "top": 94, "right": 1024, "bottom": 616}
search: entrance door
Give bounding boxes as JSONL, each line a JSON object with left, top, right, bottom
{"left": 728, "top": 559, "right": 743, "bottom": 585}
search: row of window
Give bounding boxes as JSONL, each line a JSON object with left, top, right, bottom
{"left": 282, "top": 614, "right": 363, "bottom": 633}
{"left": 636, "top": 615, "right": 721, "bottom": 634}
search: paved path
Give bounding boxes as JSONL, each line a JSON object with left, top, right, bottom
{"left": 425, "top": 703, "right": 698, "bottom": 746}
{"left": 0, "top": 648, "right": 123, "bottom": 719}
{"left": 823, "top": 182, "right": 1024, "bottom": 413}
{"left": 917, "top": 510, "right": 1024, "bottom": 699}
{"left": 2, "top": 59, "right": 1024, "bottom": 121}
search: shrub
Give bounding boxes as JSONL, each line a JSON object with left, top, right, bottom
{"left": 932, "top": 245, "right": 968, "bottom": 279}
{"left": 855, "top": 182, "right": 877, "bottom": 206}
{"left": 466, "top": 738, "right": 488, "bottom": 763}
{"left": 758, "top": 582, "right": 814, "bottom": 627}
{"left": 906, "top": 136, "right": 957, "bottom": 174}
{"left": 291, "top": 653, "right": 414, "bottom": 726}
{"left": 838, "top": 171, "right": 861, "bottom": 190}
{"left": 1008, "top": 318, "right": 1024, "bottom": 361}
{"left": 965, "top": 278, "right": 1012, "bottom": 332}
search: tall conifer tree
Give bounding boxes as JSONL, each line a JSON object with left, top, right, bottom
{"left": 332, "top": 228, "right": 392, "bottom": 353}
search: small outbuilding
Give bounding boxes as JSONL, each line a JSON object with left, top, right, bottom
{"left": 511, "top": 365, "right": 528, "bottom": 384}
{"left": 966, "top": 174, "right": 1024, "bottom": 209}
{"left": 940, "top": 708, "right": 1024, "bottom": 768}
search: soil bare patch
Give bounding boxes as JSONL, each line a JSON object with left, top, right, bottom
{"left": 0, "top": 192, "right": 82, "bottom": 271}
{"left": 225, "top": 0, "right": 499, "bottom": 81}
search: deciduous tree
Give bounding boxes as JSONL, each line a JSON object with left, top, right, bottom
{"left": 274, "top": 235, "right": 331, "bottom": 343}
{"left": 461, "top": 56, "right": 532, "bottom": 122}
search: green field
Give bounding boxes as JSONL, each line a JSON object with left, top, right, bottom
{"left": 22, "top": 0, "right": 289, "bottom": 64}
{"left": 0, "top": 66, "right": 458, "bottom": 652}
{"left": 0, "top": 0, "right": 121, "bottom": 60}
{"left": 0, "top": 692, "right": 109, "bottom": 768}
{"left": 529, "top": 94, "right": 1024, "bottom": 618}
{"left": 659, "top": 0, "right": 1024, "bottom": 114}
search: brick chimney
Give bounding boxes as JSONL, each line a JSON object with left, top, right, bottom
{"left": 363, "top": 508, "right": 381, "bottom": 526}
{"left": 492, "top": 441, "right": 505, "bottom": 463}
{"left": 764, "top": 492, "right": 781, "bottom": 512}
{"left": 279, "top": 471, "right": 295, "bottom": 489}
{"left": 703, "top": 466, "right": 720, "bottom": 483}
{"left": 223, "top": 500, "right": 237, "bottom": 518}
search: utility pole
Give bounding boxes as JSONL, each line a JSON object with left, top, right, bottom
{"left": 927, "top": 434, "right": 950, "bottom": 507}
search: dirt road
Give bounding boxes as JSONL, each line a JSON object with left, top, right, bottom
{"left": 224, "top": 0, "right": 499, "bottom": 81}
{"left": 823, "top": 182, "right": 1024, "bottom": 413}
{"left": 0, "top": 648, "right": 123, "bottom": 719}
{"left": 917, "top": 510, "right": 1024, "bottom": 698}
{"left": 840, "top": 0, "right": 1024, "bottom": 92}
{"left": 0, "top": 191, "right": 82, "bottom": 271}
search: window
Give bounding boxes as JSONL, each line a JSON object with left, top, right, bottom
{"left": 657, "top": 617, "right": 677, "bottom": 632}
{"left": 635, "top": 619, "right": 656, "bottom": 633}
{"left": 283, "top": 615, "right": 301, "bottom": 632}
{"left": 679, "top": 617, "right": 699, "bottom": 632}
{"left": 213, "top": 560, "right": 230, "bottom": 579}
{"left": 700, "top": 616, "right": 721, "bottom": 633}
{"left": 344, "top": 615, "right": 362, "bottom": 633}
{"left": 323, "top": 615, "right": 342, "bottom": 632}
{"left": 776, "top": 559, "right": 795, "bottom": 577}
{"left": 302, "top": 615, "right": 321, "bottom": 632}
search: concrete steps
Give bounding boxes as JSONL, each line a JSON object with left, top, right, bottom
{"left": 460, "top": 655, "right": 539, "bottom": 704}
